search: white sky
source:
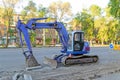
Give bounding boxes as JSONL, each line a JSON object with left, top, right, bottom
{"left": 32, "top": 0, "right": 110, "bottom": 13}
{"left": 0, "top": 0, "right": 110, "bottom": 14}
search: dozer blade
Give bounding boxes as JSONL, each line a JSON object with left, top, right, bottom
{"left": 44, "top": 56, "right": 57, "bottom": 69}
{"left": 26, "top": 65, "right": 42, "bottom": 71}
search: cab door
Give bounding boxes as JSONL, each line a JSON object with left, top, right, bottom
{"left": 73, "top": 32, "right": 84, "bottom": 51}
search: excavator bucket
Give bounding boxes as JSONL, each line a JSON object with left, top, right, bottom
{"left": 26, "top": 55, "right": 42, "bottom": 70}
{"left": 44, "top": 56, "right": 57, "bottom": 69}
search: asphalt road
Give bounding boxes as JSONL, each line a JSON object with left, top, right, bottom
{"left": 0, "top": 47, "right": 61, "bottom": 71}
{"left": 0, "top": 47, "right": 120, "bottom": 80}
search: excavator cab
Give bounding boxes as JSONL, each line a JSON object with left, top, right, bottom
{"left": 67, "top": 31, "right": 89, "bottom": 55}
{"left": 73, "top": 31, "right": 84, "bottom": 51}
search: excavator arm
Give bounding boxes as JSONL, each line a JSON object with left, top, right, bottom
{"left": 16, "top": 18, "right": 69, "bottom": 58}
{"left": 16, "top": 19, "right": 33, "bottom": 58}
{"left": 31, "top": 21, "right": 69, "bottom": 53}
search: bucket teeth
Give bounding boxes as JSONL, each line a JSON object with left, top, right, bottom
{"left": 44, "top": 56, "right": 57, "bottom": 69}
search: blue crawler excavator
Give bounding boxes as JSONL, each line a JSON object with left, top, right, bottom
{"left": 16, "top": 18, "right": 98, "bottom": 69}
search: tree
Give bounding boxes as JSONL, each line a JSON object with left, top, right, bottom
{"left": 0, "top": 7, "right": 4, "bottom": 36}
{"left": 107, "top": 18, "right": 119, "bottom": 43}
{"left": 71, "top": 9, "right": 94, "bottom": 45}
{"left": 109, "top": 0, "right": 120, "bottom": 43}
{"left": 20, "top": 10, "right": 28, "bottom": 21}
{"left": 95, "top": 17, "right": 108, "bottom": 45}
{"left": 89, "top": 5, "right": 101, "bottom": 17}
{"left": 0, "top": 7, "right": 4, "bottom": 20}
{"left": 109, "top": 0, "right": 120, "bottom": 19}
{"left": 70, "top": 13, "right": 82, "bottom": 30}
{"left": 37, "top": 5, "right": 48, "bottom": 18}
{"left": 105, "top": 7, "right": 119, "bottom": 44}
{"left": 89, "top": 5, "right": 101, "bottom": 39}
{"left": 21, "top": 1, "right": 37, "bottom": 21}
{"left": 49, "top": 0, "right": 72, "bottom": 22}
{"left": 2, "top": 0, "right": 19, "bottom": 47}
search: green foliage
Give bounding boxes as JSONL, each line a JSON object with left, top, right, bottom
{"left": 30, "top": 31, "right": 36, "bottom": 47}
{"left": 38, "top": 5, "right": 48, "bottom": 17}
{"left": 1, "top": 0, "right": 19, "bottom": 47}
{"left": 8, "top": 28, "right": 14, "bottom": 37}
{"left": 1, "top": 0, "right": 119, "bottom": 46}
{"left": 96, "top": 17, "right": 108, "bottom": 43}
{"left": 72, "top": 4, "right": 119, "bottom": 45}
{"left": 45, "top": 38, "right": 52, "bottom": 45}
{"left": 24, "top": 1, "right": 36, "bottom": 12}
{"left": 20, "top": 10, "right": 28, "bottom": 21}
{"left": 89, "top": 5, "right": 101, "bottom": 17}
{"left": 89, "top": 5, "right": 102, "bottom": 39}
{"left": 73, "top": 10, "right": 94, "bottom": 40}
{"left": 107, "top": 19, "right": 119, "bottom": 41}
{"left": 105, "top": 7, "right": 111, "bottom": 17}
{"left": 109, "top": 0, "right": 120, "bottom": 19}
{"left": 22, "top": 1, "right": 37, "bottom": 20}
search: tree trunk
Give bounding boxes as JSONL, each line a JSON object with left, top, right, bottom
{"left": 5, "top": 26, "right": 9, "bottom": 48}
{"left": 89, "top": 40, "right": 93, "bottom": 46}
{"left": 101, "top": 41, "right": 104, "bottom": 45}
{"left": 5, "top": 19, "right": 11, "bottom": 48}
{"left": 43, "top": 29, "right": 46, "bottom": 46}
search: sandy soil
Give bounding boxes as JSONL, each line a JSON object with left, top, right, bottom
{"left": 0, "top": 47, "right": 120, "bottom": 80}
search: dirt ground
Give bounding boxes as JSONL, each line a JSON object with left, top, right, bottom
{"left": 0, "top": 47, "right": 120, "bottom": 80}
